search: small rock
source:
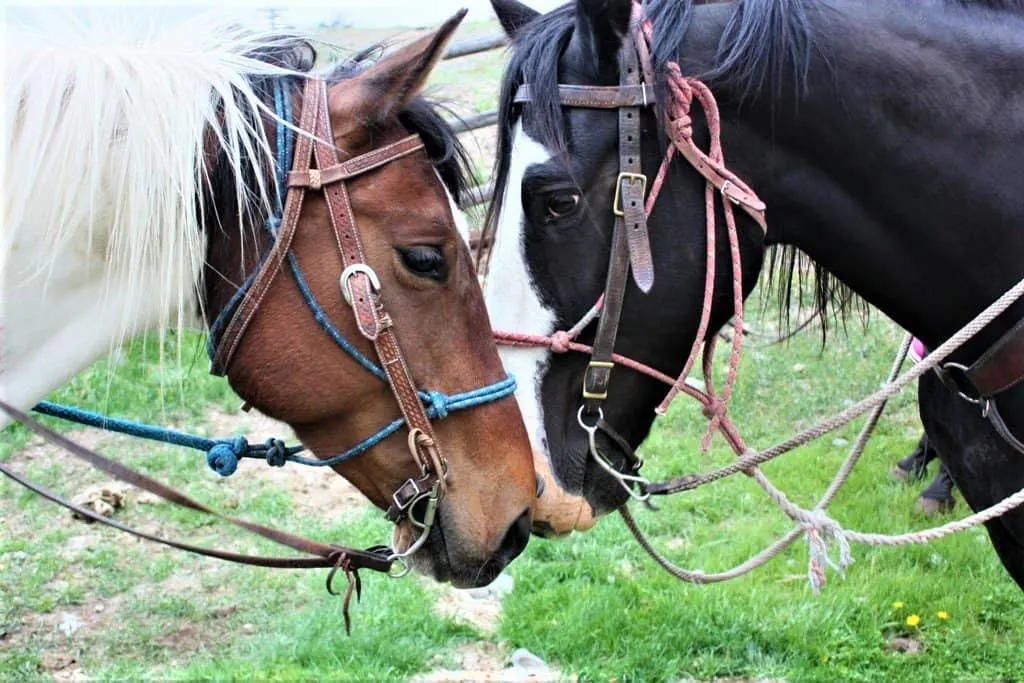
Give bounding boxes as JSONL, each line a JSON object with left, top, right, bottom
{"left": 57, "top": 613, "right": 83, "bottom": 637}
{"left": 510, "top": 648, "right": 550, "bottom": 673}
{"left": 93, "top": 604, "right": 105, "bottom": 614}
{"left": 137, "top": 492, "right": 165, "bottom": 505}
{"left": 885, "top": 636, "right": 923, "bottom": 655}
{"left": 242, "top": 623, "right": 256, "bottom": 634}
{"left": 468, "top": 572, "right": 514, "bottom": 600}
{"left": 832, "top": 438, "right": 849, "bottom": 447}
{"left": 793, "top": 363, "right": 806, "bottom": 372}
{"left": 666, "top": 538, "right": 686, "bottom": 550}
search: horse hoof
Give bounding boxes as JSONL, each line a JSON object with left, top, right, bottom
{"left": 914, "top": 496, "right": 955, "bottom": 516}
{"left": 891, "top": 465, "right": 910, "bottom": 483}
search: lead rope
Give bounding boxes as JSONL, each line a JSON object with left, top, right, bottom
{"left": 621, "top": 334, "right": 911, "bottom": 589}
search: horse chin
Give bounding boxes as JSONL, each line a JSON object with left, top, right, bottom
{"left": 394, "top": 512, "right": 508, "bottom": 589}
{"left": 530, "top": 430, "right": 632, "bottom": 535}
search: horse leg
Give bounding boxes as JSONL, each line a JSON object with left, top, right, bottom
{"left": 915, "top": 463, "right": 957, "bottom": 516}
{"left": 918, "top": 372, "right": 1024, "bottom": 590}
{"left": 893, "top": 432, "right": 937, "bottom": 482}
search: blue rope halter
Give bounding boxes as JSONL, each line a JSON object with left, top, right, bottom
{"left": 32, "top": 78, "right": 516, "bottom": 478}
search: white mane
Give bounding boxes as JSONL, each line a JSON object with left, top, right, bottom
{"left": 1, "top": 8, "right": 306, "bottom": 415}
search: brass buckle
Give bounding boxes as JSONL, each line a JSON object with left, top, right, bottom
{"left": 581, "top": 360, "right": 615, "bottom": 400}
{"left": 612, "top": 172, "right": 647, "bottom": 217}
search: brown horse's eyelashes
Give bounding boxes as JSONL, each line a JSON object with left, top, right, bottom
{"left": 396, "top": 245, "right": 449, "bottom": 282}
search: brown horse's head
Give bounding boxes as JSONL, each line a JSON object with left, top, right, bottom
{"left": 203, "top": 14, "right": 536, "bottom": 587}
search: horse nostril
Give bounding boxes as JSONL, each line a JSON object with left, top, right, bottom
{"left": 496, "top": 507, "right": 532, "bottom": 566}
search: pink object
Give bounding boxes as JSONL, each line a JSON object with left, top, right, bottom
{"left": 911, "top": 338, "right": 927, "bottom": 363}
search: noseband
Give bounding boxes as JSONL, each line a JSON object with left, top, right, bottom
{"left": 208, "top": 78, "right": 516, "bottom": 564}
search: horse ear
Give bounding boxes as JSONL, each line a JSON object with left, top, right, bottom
{"left": 491, "top": 0, "right": 541, "bottom": 38}
{"left": 345, "top": 9, "right": 467, "bottom": 125}
{"left": 574, "top": 0, "right": 632, "bottom": 70}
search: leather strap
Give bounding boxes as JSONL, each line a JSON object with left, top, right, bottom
{"left": 514, "top": 83, "right": 656, "bottom": 109}
{"left": 305, "top": 82, "right": 448, "bottom": 499}
{"left": 0, "top": 400, "right": 393, "bottom": 573}
{"left": 580, "top": 34, "right": 656, "bottom": 413}
{"left": 288, "top": 136, "right": 423, "bottom": 189}
{"left": 211, "top": 78, "right": 323, "bottom": 376}
{"left": 966, "top": 316, "right": 1024, "bottom": 396}
{"left": 617, "top": 35, "right": 654, "bottom": 293}
{"left": 672, "top": 141, "right": 767, "bottom": 231}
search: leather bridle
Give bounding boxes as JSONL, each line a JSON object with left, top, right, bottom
{"left": 209, "top": 78, "right": 454, "bottom": 536}
{"left": 496, "top": 0, "right": 1024, "bottom": 489}
{"left": 500, "top": 10, "right": 766, "bottom": 498}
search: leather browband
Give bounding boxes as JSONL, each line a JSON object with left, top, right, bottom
{"left": 514, "top": 83, "right": 656, "bottom": 109}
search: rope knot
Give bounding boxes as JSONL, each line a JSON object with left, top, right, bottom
{"left": 426, "top": 391, "right": 449, "bottom": 420}
{"left": 800, "top": 510, "right": 854, "bottom": 594}
{"left": 206, "top": 436, "right": 247, "bottom": 477}
{"left": 669, "top": 112, "right": 693, "bottom": 143}
{"left": 550, "top": 331, "right": 572, "bottom": 354}
{"left": 701, "top": 398, "right": 727, "bottom": 421}
{"left": 264, "top": 438, "right": 288, "bottom": 468}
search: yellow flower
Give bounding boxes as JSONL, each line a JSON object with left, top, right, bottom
{"left": 892, "top": 601, "right": 904, "bottom": 609}
{"left": 936, "top": 611, "right": 949, "bottom": 620}
{"left": 906, "top": 614, "right": 921, "bottom": 627}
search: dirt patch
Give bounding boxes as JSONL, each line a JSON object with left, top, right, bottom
{"left": 11, "top": 427, "right": 110, "bottom": 467}
{"left": 204, "top": 408, "right": 370, "bottom": 518}
{"left": 433, "top": 586, "right": 504, "bottom": 634}
{"left": 412, "top": 643, "right": 568, "bottom": 683}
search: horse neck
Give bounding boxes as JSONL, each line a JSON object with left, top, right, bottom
{"left": 685, "top": 0, "right": 1024, "bottom": 358}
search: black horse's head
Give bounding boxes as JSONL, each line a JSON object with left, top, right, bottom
{"left": 485, "top": 0, "right": 769, "bottom": 528}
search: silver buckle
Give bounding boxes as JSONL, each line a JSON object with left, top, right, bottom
{"left": 340, "top": 264, "right": 381, "bottom": 306}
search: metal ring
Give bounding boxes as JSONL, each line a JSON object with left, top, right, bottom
{"left": 340, "top": 264, "right": 381, "bottom": 306}
{"left": 942, "top": 362, "right": 986, "bottom": 406}
{"left": 577, "top": 405, "right": 603, "bottom": 432}
{"left": 387, "top": 556, "right": 410, "bottom": 579}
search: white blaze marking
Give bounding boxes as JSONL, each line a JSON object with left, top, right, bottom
{"left": 484, "top": 124, "right": 557, "bottom": 461}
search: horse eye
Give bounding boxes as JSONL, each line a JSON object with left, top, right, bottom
{"left": 397, "top": 245, "right": 449, "bottom": 282}
{"left": 546, "top": 193, "right": 580, "bottom": 219}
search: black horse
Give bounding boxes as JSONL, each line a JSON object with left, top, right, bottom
{"left": 485, "top": 0, "right": 1024, "bottom": 588}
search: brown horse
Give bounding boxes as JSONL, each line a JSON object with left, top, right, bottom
{"left": 4, "top": 9, "right": 535, "bottom": 587}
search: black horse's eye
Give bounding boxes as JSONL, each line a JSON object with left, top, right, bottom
{"left": 397, "top": 245, "right": 449, "bottom": 282}
{"left": 546, "top": 192, "right": 580, "bottom": 219}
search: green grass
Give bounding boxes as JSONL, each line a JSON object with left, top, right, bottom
{"left": 3, "top": 293, "right": 1023, "bottom": 681}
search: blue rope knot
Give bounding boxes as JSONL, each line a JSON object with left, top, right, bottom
{"left": 264, "top": 438, "right": 288, "bottom": 468}
{"left": 207, "top": 436, "right": 248, "bottom": 477}
{"left": 426, "top": 391, "right": 449, "bottom": 420}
